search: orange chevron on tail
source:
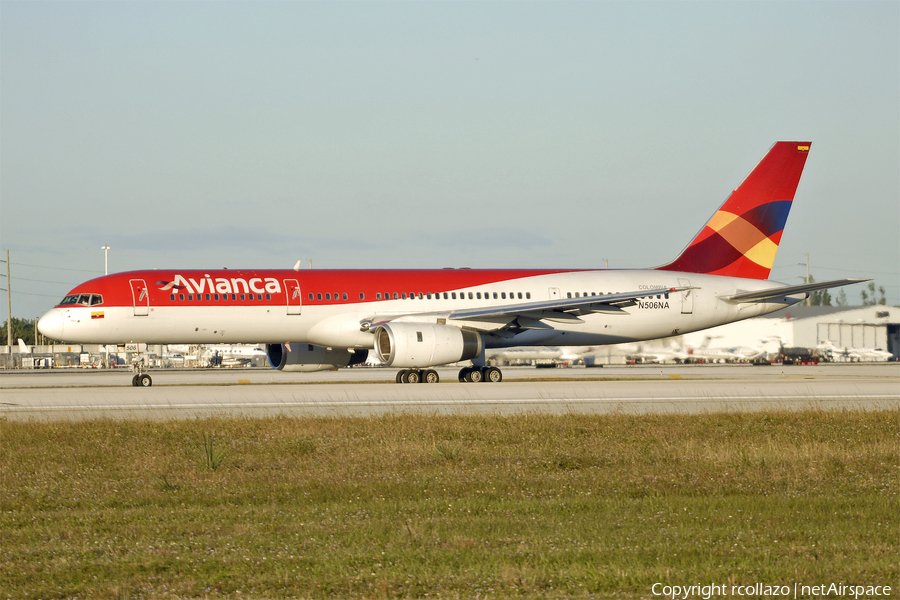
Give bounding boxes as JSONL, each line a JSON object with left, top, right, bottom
{"left": 658, "top": 142, "right": 811, "bottom": 279}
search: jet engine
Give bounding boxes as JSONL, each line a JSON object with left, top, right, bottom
{"left": 373, "top": 322, "right": 482, "bottom": 368}
{"left": 266, "top": 343, "right": 368, "bottom": 372}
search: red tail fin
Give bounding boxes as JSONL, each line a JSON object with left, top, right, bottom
{"left": 657, "top": 142, "right": 811, "bottom": 279}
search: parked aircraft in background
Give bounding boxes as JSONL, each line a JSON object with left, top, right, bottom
{"left": 16, "top": 339, "right": 54, "bottom": 368}
{"left": 817, "top": 340, "right": 893, "bottom": 362}
{"left": 624, "top": 343, "right": 691, "bottom": 364}
{"left": 487, "top": 345, "right": 606, "bottom": 366}
{"left": 165, "top": 344, "right": 266, "bottom": 367}
{"left": 682, "top": 335, "right": 764, "bottom": 363}
{"left": 38, "top": 142, "right": 867, "bottom": 386}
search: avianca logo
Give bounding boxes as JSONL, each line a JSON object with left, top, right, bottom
{"left": 157, "top": 275, "right": 283, "bottom": 295}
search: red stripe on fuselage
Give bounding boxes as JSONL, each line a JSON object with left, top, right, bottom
{"left": 56, "top": 268, "right": 588, "bottom": 309}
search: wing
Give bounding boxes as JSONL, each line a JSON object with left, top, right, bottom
{"left": 361, "top": 286, "right": 692, "bottom": 332}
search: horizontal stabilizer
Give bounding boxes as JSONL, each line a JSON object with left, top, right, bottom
{"left": 718, "top": 278, "right": 869, "bottom": 303}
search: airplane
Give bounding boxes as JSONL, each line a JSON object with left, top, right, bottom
{"left": 624, "top": 343, "right": 691, "bottom": 364}
{"left": 683, "top": 335, "right": 764, "bottom": 364}
{"left": 164, "top": 343, "right": 267, "bottom": 367}
{"left": 817, "top": 340, "right": 893, "bottom": 362}
{"left": 16, "top": 338, "right": 54, "bottom": 368}
{"left": 487, "top": 345, "right": 607, "bottom": 367}
{"left": 38, "top": 141, "right": 869, "bottom": 386}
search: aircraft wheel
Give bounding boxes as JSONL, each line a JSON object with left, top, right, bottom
{"left": 483, "top": 367, "right": 502, "bottom": 383}
{"left": 137, "top": 374, "right": 152, "bottom": 387}
{"left": 458, "top": 367, "right": 471, "bottom": 382}
{"left": 405, "top": 369, "right": 421, "bottom": 384}
{"left": 131, "top": 374, "right": 139, "bottom": 387}
{"left": 396, "top": 370, "right": 408, "bottom": 383}
{"left": 423, "top": 369, "right": 439, "bottom": 384}
{"left": 465, "top": 368, "right": 483, "bottom": 383}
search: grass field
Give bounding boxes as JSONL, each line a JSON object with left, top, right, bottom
{"left": 1, "top": 410, "right": 897, "bottom": 599}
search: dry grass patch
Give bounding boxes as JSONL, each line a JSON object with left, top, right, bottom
{"left": 1, "top": 410, "right": 897, "bottom": 598}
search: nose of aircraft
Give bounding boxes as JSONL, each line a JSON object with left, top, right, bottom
{"left": 38, "top": 309, "right": 65, "bottom": 340}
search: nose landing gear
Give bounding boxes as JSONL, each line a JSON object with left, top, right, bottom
{"left": 131, "top": 356, "right": 152, "bottom": 387}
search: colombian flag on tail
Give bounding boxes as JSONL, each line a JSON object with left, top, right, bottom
{"left": 658, "top": 142, "right": 811, "bottom": 279}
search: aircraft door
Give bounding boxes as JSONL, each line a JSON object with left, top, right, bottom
{"left": 284, "top": 279, "right": 302, "bottom": 315}
{"left": 549, "top": 287, "right": 561, "bottom": 300}
{"left": 129, "top": 279, "right": 150, "bottom": 316}
{"left": 677, "top": 278, "right": 693, "bottom": 314}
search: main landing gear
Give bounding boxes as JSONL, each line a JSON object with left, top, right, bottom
{"left": 458, "top": 366, "right": 502, "bottom": 383}
{"left": 395, "top": 369, "right": 440, "bottom": 384}
{"left": 393, "top": 366, "right": 503, "bottom": 384}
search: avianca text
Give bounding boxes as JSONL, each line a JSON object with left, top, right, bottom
{"left": 160, "top": 275, "right": 282, "bottom": 296}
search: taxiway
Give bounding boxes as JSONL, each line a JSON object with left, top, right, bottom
{"left": 1, "top": 363, "right": 897, "bottom": 421}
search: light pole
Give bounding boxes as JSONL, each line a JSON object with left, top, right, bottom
{"left": 101, "top": 246, "right": 110, "bottom": 275}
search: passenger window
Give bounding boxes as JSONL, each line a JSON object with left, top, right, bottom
{"left": 526, "top": 292, "right": 531, "bottom": 299}
{"left": 567, "top": 292, "right": 572, "bottom": 298}
{"left": 393, "top": 293, "right": 399, "bottom": 299}
{"left": 317, "top": 293, "right": 322, "bottom": 300}
{"left": 468, "top": 292, "right": 473, "bottom": 299}
{"left": 359, "top": 293, "right": 364, "bottom": 300}
{"left": 443, "top": 293, "right": 448, "bottom": 299}
{"left": 343, "top": 293, "right": 348, "bottom": 300}
{"left": 215, "top": 294, "right": 220, "bottom": 301}
{"left": 501, "top": 292, "right": 506, "bottom": 299}
{"left": 240, "top": 294, "right": 245, "bottom": 300}
{"left": 170, "top": 294, "right": 175, "bottom": 301}
{"left": 325, "top": 293, "right": 331, "bottom": 300}
{"left": 476, "top": 292, "right": 482, "bottom": 300}
{"left": 376, "top": 293, "right": 382, "bottom": 300}
{"left": 451, "top": 292, "right": 457, "bottom": 299}
{"left": 518, "top": 292, "right": 522, "bottom": 299}
{"left": 309, "top": 293, "right": 314, "bottom": 300}
{"left": 426, "top": 293, "right": 432, "bottom": 299}
{"left": 179, "top": 294, "right": 185, "bottom": 301}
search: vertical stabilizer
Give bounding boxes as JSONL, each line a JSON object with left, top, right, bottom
{"left": 657, "top": 142, "right": 811, "bottom": 279}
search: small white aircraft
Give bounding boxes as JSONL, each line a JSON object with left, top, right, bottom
{"left": 684, "top": 335, "right": 764, "bottom": 363}
{"left": 817, "top": 340, "right": 893, "bottom": 362}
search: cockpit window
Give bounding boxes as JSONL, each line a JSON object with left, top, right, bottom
{"left": 60, "top": 293, "right": 103, "bottom": 306}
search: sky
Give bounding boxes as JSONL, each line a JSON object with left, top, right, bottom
{"left": 2, "top": 1, "right": 898, "bottom": 320}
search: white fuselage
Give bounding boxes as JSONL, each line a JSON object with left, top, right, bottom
{"left": 39, "top": 270, "right": 802, "bottom": 349}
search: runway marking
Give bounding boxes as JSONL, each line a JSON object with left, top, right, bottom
{"left": 4, "top": 394, "right": 897, "bottom": 412}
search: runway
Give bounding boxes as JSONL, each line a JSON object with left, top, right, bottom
{"left": 1, "top": 363, "right": 897, "bottom": 421}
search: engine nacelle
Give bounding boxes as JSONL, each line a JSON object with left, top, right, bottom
{"left": 373, "top": 322, "right": 482, "bottom": 368}
{"left": 266, "top": 343, "right": 368, "bottom": 372}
